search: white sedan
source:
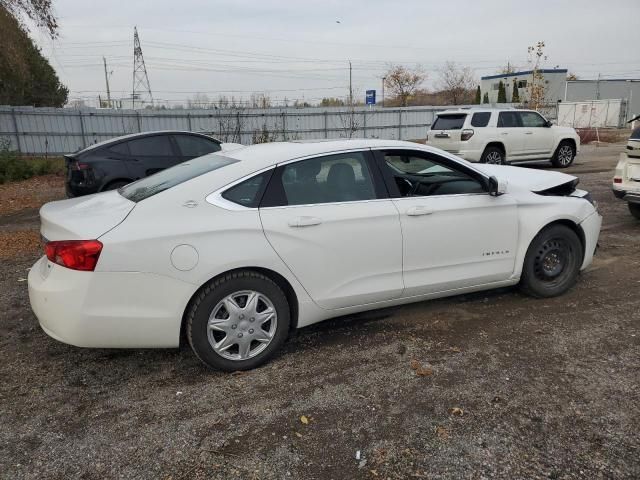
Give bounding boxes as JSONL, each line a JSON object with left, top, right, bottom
{"left": 28, "top": 139, "right": 601, "bottom": 371}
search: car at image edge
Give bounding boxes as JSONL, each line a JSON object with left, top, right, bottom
{"left": 28, "top": 139, "right": 601, "bottom": 371}
{"left": 425, "top": 108, "right": 580, "bottom": 167}
{"left": 612, "top": 124, "right": 640, "bottom": 219}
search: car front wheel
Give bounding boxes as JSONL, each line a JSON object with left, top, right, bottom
{"left": 187, "top": 271, "right": 290, "bottom": 371}
{"left": 519, "top": 224, "right": 583, "bottom": 298}
{"left": 551, "top": 141, "right": 576, "bottom": 168}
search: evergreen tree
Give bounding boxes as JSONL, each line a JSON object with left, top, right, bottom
{"left": 497, "top": 81, "right": 507, "bottom": 103}
{"left": 0, "top": 6, "right": 68, "bottom": 107}
{"left": 511, "top": 79, "right": 520, "bottom": 103}
{"left": 474, "top": 86, "right": 481, "bottom": 104}
{"left": 482, "top": 92, "right": 489, "bottom": 104}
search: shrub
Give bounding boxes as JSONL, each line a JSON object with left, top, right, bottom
{"left": 497, "top": 81, "right": 507, "bottom": 103}
{"left": 0, "top": 139, "right": 63, "bottom": 183}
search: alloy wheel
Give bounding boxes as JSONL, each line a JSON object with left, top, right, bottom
{"left": 558, "top": 145, "right": 574, "bottom": 166}
{"left": 485, "top": 151, "right": 503, "bottom": 164}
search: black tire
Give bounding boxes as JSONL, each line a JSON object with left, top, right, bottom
{"left": 519, "top": 224, "right": 583, "bottom": 298}
{"left": 186, "top": 271, "right": 290, "bottom": 371}
{"left": 481, "top": 146, "right": 505, "bottom": 165}
{"left": 551, "top": 141, "right": 576, "bottom": 168}
{"left": 629, "top": 203, "right": 640, "bottom": 220}
{"left": 103, "top": 180, "right": 130, "bottom": 191}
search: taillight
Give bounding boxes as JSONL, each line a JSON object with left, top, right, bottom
{"left": 45, "top": 240, "right": 103, "bottom": 271}
{"left": 461, "top": 129, "right": 474, "bottom": 141}
{"left": 613, "top": 177, "right": 622, "bottom": 184}
{"left": 74, "top": 162, "right": 90, "bottom": 170}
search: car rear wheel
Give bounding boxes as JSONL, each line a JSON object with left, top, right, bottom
{"left": 629, "top": 203, "right": 640, "bottom": 220}
{"left": 551, "top": 141, "right": 576, "bottom": 168}
{"left": 519, "top": 224, "right": 583, "bottom": 298}
{"left": 187, "top": 271, "right": 290, "bottom": 371}
{"left": 481, "top": 146, "right": 505, "bottom": 165}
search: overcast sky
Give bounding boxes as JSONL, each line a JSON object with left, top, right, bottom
{"left": 32, "top": 0, "right": 640, "bottom": 106}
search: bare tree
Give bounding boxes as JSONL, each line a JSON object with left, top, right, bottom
{"left": 526, "top": 41, "right": 548, "bottom": 110}
{"left": 438, "top": 61, "right": 476, "bottom": 105}
{"left": 187, "top": 93, "right": 211, "bottom": 109}
{"left": 249, "top": 93, "right": 271, "bottom": 109}
{"left": 384, "top": 65, "right": 426, "bottom": 107}
{"left": 1, "top": 0, "right": 58, "bottom": 37}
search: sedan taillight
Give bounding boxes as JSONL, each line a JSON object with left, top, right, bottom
{"left": 45, "top": 240, "right": 103, "bottom": 271}
{"left": 461, "top": 129, "right": 474, "bottom": 141}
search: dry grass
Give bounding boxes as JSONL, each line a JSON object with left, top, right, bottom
{"left": 0, "top": 229, "right": 41, "bottom": 259}
{"left": 0, "top": 174, "right": 65, "bottom": 216}
{"left": 577, "top": 128, "right": 630, "bottom": 144}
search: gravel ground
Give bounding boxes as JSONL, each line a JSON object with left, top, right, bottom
{"left": 0, "top": 145, "right": 638, "bottom": 480}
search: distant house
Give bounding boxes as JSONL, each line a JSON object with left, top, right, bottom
{"left": 480, "top": 69, "right": 568, "bottom": 104}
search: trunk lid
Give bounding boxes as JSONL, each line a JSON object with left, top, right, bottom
{"left": 40, "top": 190, "right": 135, "bottom": 241}
{"left": 427, "top": 113, "right": 467, "bottom": 152}
{"left": 473, "top": 164, "right": 578, "bottom": 193}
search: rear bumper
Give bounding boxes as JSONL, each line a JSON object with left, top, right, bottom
{"left": 579, "top": 211, "right": 602, "bottom": 270}
{"left": 612, "top": 187, "right": 640, "bottom": 203}
{"left": 28, "top": 256, "right": 194, "bottom": 348}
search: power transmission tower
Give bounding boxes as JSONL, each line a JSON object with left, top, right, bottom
{"left": 132, "top": 26, "right": 153, "bottom": 109}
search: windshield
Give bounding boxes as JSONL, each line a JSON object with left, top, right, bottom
{"left": 119, "top": 154, "right": 239, "bottom": 202}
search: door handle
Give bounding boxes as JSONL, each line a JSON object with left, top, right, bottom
{"left": 406, "top": 206, "right": 433, "bottom": 216}
{"left": 525, "top": 131, "right": 533, "bottom": 135}
{"left": 501, "top": 132, "right": 509, "bottom": 135}
{"left": 288, "top": 216, "right": 322, "bottom": 227}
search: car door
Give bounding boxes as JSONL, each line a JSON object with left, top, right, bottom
{"left": 259, "top": 150, "right": 403, "bottom": 310}
{"left": 496, "top": 111, "right": 527, "bottom": 160}
{"left": 125, "top": 134, "right": 179, "bottom": 178}
{"left": 374, "top": 149, "right": 519, "bottom": 297}
{"left": 517, "top": 111, "right": 555, "bottom": 158}
{"left": 172, "top": 134, "right": 221, "bottom": 162}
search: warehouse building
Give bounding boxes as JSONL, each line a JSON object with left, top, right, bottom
{"left": 565, "top": 79, "right": 640, "bottom": 122}
{"left": 480, "top": 69, "right": 568, "bottom": 104}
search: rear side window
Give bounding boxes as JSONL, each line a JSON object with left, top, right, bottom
{"left": 431, "top": 114, "right": 467, "bottom": 130}
{"left": 470, "top": 112, "right": 491, "bottom": 127}
{"left": 119, "top": 154, "right": 238, "bottom": 202}
{"left": 174, "top": 135, "right": 221, "bottom": 157}
{"left": 128, "top": 136, "right": 174, "bottom": 156}
{"left": 497, "top": 112, "right": 520, "bottom": 128}
{"left": 222, "top": 170, "right": 272, "bottom": 208}
{"left": 108, "top": 142, "right": 130, "bottom": 156}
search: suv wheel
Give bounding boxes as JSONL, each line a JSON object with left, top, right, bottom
{"left": 629, "top": 203, "right": 640, "bottom": 220}
{"left": 551, "top": 141, "right": 576, "bottom": 168}
{"left": 519, "top": 224, "right": 583, "bottom": 298}
{"left": 187, "top": 271, "right": 290, "bottom": 371}
{"left": 481, "top": 146, "right": 505, "bottom": 165}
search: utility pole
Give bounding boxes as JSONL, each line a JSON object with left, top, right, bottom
{"left": 596, "top": 72, "right": 601, "bottom": 100}
{"left": 348, "top": 60, "right": 353, "bottom": 106}
{"left": 132, "top": 26, "right": 153, "bottom": 109}
{"left": 382, "top": 76, "right": 386, "bottom": 107}
{"left": 103, "top": 56, "right": 112, "bottom": 108}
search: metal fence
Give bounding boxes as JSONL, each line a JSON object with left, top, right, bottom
{"left": 556, "top": 99, "right": 627, "bottom": 129}
{"left": 0, "top": 105, "right": 458, "bottom": 155}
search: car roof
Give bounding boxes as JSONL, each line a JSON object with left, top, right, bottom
{"left": 436, "top": 107, "right": 522, "bottom": 116}
{"left": 75, "top": 130, "right": 220, "bottom": 155}
{"left": 220, "top": 139, "right": 425, "bottom": 168}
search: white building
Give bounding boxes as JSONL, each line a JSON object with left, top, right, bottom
{"left": 565, "top": 79, "right": 640, "bottom": 122}
{"left": 480, "top": 69, "right": 568, "bottom": 104}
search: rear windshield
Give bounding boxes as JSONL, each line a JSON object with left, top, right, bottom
{"left": 431, "top": 114, "right": 467, "bottom": 130}
{"left": 631, "top": 128, "right": 640, "bottom": 140}
{"left": 119, "top": 154, "right": 238, "bottom": 202}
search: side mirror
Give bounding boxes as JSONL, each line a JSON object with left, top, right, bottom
{"left": 488, "top": 176, "right": 507, "bottom": 196}
{"left": 545, "top": 120, "right": 553, "bottom": 128}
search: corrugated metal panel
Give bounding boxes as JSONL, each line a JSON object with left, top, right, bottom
{"left": 1, "top": 105, "right": 458, "bottom": 155}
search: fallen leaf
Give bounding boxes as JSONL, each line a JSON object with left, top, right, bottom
{"left": 415, "top": 366, "right": 433, "bottom": 377}
{"left": 435, "top": 425, "right": 449, "bottom": 440}
{"left": 449, "top": 407, "right": 464, "bottom": 416}
{"left": 409, "top": 359, "right": 420, "bottom": 370}
{"left": 294, "top": 432, "right": 303, "bottom": 438}
{"left": 300, "top": 415, "right": 309, "bottom": 425}
{"left": 369, "top": 470, "right": 378, "bottom": 476}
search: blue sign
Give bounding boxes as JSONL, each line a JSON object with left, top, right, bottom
{"left": 365, "top": 90, "right": 376, "bottom": 105}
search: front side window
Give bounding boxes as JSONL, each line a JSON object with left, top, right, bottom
{"left": 119, "top": 154, "right": 238, "bottom": 202}
{"left": 174, "top": 135, "right": 221, "bottom": 157}
{"left": 519, "top": 111, "right": 547, "bottom": 128}
{"left": 127, "top": 135, "right": 174, "bottom": 157}
{"left": 497, "top": 111, "right": 520, "bottom": 128}
{"left": 264, "top": 152, "right": 377, "bottom": 207}
{"left": 431, "top": 114, "right": 467, "bottom": 130}
{"left": 383, "top": 152, "right": 485, "bottom": 197}
{"left": 471, "top": 112, "right": 491, "bottom": 127}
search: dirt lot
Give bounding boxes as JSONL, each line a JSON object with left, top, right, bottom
{"left": 1, "top": 145, "right": 638, "bottom": 480}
